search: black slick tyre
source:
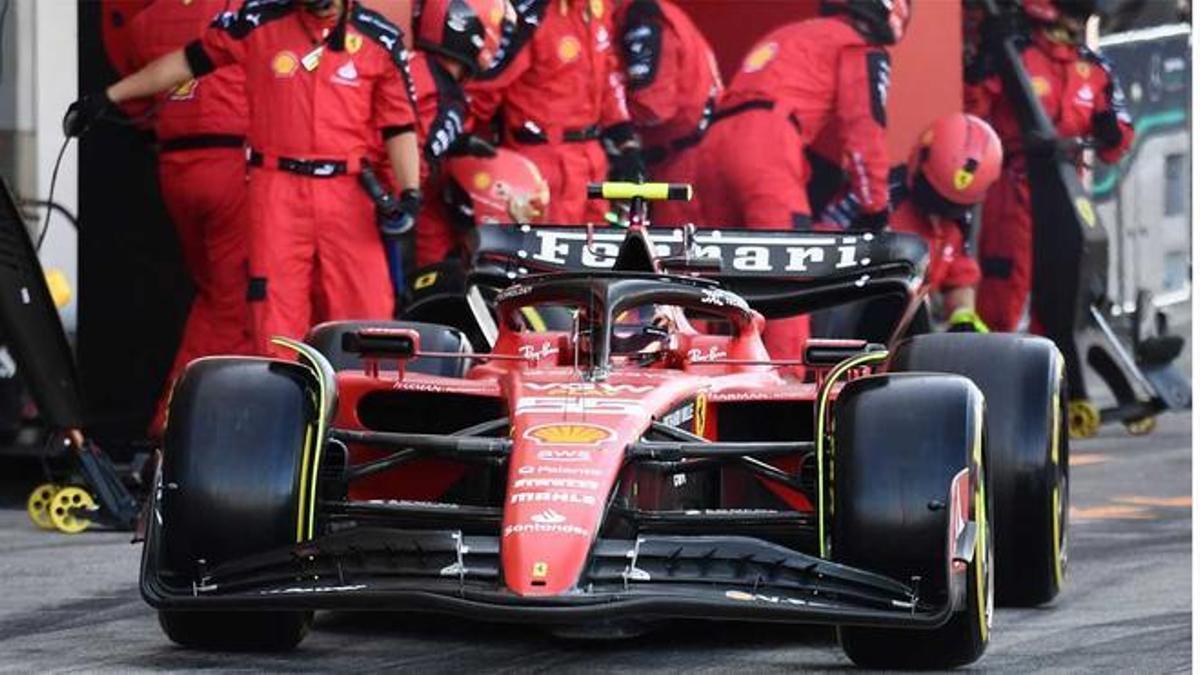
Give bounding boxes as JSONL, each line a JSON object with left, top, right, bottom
{"left": 892, "top": 333, "right": 1067, "bottom": 606}
{"left": 151, "top": 357, "right": 318, "bottom": 651}
{"left": 833, "top": 374, "right": 992, "bottom": 669}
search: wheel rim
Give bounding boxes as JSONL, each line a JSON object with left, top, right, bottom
{"left": 48, "top": 487, "right": 97, "bottom": 534}
{"left": 1124, "top": 416, "right": 1156, "bottom": 436}
{"left": 26, "top": 483, "right": 59, "bottom": 530}
{"left": 1067, "top": 400, "right": 1100, "bottom": 439}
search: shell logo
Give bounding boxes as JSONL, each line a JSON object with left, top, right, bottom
{"left": 525, "top": 423, "right": 613, "bottom": 445}
{"left": 742, "top": 42, "right": 778, "bottom": 74}
{"left": 558, "top": 36, "right": 582, "bottom": 63}
{"left": 953, "top": 168, "right": 975, "bottom": 191}
{"left": 1031, "top": 76, "right": 1050, "bottom": 97}
{"left": 168, "top": 79, "right": 199, "bottom": 101}
{"left": 272, "top": 51, "right": 299, "bottom": 78}
{"left": 473, "top": 171, "right": 493, "bottom": 191}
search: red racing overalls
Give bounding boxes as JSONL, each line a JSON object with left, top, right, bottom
{"left": 185, "top": 0, "right": 419, "bottom": 354}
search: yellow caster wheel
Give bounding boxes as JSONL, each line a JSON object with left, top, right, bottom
{"left": 26, "top": 483, "right": 60, "bottom": 530}
{"left": 48, "top": 486, "right": 98, "bottom": 534}
{"left": 1068, "top": 400, "right": 1101, "bottom": 439}
{"left": 1124, "top": 416, "right": 1157, "bottom": 436}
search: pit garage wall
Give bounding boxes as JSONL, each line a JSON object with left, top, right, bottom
{"left": 1090, "top": 24, "right": 1191, "bottom": 311}
{"left": 678, "top": 0, "right": 963, "bottom": 160}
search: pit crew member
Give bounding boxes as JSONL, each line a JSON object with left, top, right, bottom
{"left": 65, "top": 0, "right": 423, "bottom": 355}
{"left": 966, "top": 0, "right": 1133, "bottom": 331}
{"left": 468, "top": 0, "right": 641, "bottom": 224}
{"left": 125, "top": 0, "right": 254, "bottom": 435}
{"left": 891, "top": 113, "right": 1003, "bottom": 333}
{"left": 615, "top": 0, "right": 722, "bottom": 225}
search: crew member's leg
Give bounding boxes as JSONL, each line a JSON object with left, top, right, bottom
{"left": 977, "top": 169, "right": 1032, "bottom": 332}
{"left": 248, "top": 170, "right": 318, "bottom": 354}
{"left": 314, "top": 177, "right": 395, "bottom": 323}
{"left": 152, "top": 148, "right": 251, "bottom": 435}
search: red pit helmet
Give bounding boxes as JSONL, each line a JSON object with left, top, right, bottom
{"left": 1022, "top": 0, "right": 1097, "bottom": 23}
{"left": 444, "top": 148, "right": 550, "bottom": 228}
{"left": 415, "top": 0, "right": 515, "bottom": 75}
{"left": 820, "top": 0, "right": 912, "bottom": 45}
{"left": 908, "top": 113, "right": 1002, "bottom": 217}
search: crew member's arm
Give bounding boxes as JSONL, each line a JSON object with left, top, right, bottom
{"left": 106, "top": 50, "right": 195, "bottom": 104}
{"left": 601, "top": 12, "right": 643, "bottom": 182}
{"left": 467, "top": 46, "right": 530, "bottom": 130}
{"left": 828, "top": 45, "right": 892, "bottom": 228}
{"left": 619, "top": 0, "right": 678, "bottom": 127}
{"left": 374, "top": 41, "right": 421, "bottom": 212}
{"left": 1088, "top": 52, "right": 1134, "bottom": 164}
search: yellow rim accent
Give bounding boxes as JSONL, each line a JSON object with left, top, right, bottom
{"left": 520, "top": 306, "right": 548, "bottom": 332}
{"left": 48, "top": 486, "right": 97, "bottom": 534}
{"left": 815, "top": 350, "right": 889, "bottom": 558}
{"left": 26, "top": 482, "right": 59, "bottom": 530}
{"left": 1050, "top": 355, "right": 1065, "bottom": 587}
{"left": 972, "top": 394, "right": 990, "bottom": 643}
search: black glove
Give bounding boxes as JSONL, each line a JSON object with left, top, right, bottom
{"left": 447, "top": 133, "right": 498, "bottom": 158}
{"left": 607, "top": 147, "right": 646, "bottom": 183}
{"left": 1091, "top": 109, "right": 1123, "bottom": 151}
{"left": 378, "top": 188, "right": 421, "bottom": 238}
{"left": 62, "top": 92, "right": 113, "bottom": 138}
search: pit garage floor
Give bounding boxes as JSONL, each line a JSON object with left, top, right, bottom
{"left": 0, "top": 408, "right": 1190, "bottom": 672}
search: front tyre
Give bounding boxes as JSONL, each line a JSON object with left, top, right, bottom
{"left": 832, "top": 374, "right": 992, "bottom": 669}
{"left": 145, "top": 357, "right": 319, "bottom": 651}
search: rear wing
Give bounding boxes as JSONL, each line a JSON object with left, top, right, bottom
{"left": 465, "top": 225, "right": 930, "bottom": 319}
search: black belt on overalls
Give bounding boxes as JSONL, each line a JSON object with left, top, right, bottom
{"left": 159, "top": 134, "right": 245, "bottom": 154}
{"left": 510, "top": 123, "right": 602, "bottom": 145}
{"left": 249, "top": 150, "right": 361, "bottom": 177}
{"left": 709, "top": 99, "right": 803, "bottom": 136}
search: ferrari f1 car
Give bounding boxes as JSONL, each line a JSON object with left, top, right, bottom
{"left": 141, "top": 187, "right": 1068, "bottom": 669}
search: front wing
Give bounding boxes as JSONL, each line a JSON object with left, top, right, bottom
{"left": 141, "top": 526, "right": 965, "bottom": 629}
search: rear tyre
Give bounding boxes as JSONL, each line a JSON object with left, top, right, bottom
{"left": 833, "top": 374, "right": 991, "bottom": 669}
{"left": 893, "top": 333, "right": 1067, "bottom": 606}
{"left": 149, "top": 357, "right": 317, "bottom": 651}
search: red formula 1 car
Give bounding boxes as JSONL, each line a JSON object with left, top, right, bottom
{"left": 141, "top": 188, "right": 1067, "bottom": 668}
